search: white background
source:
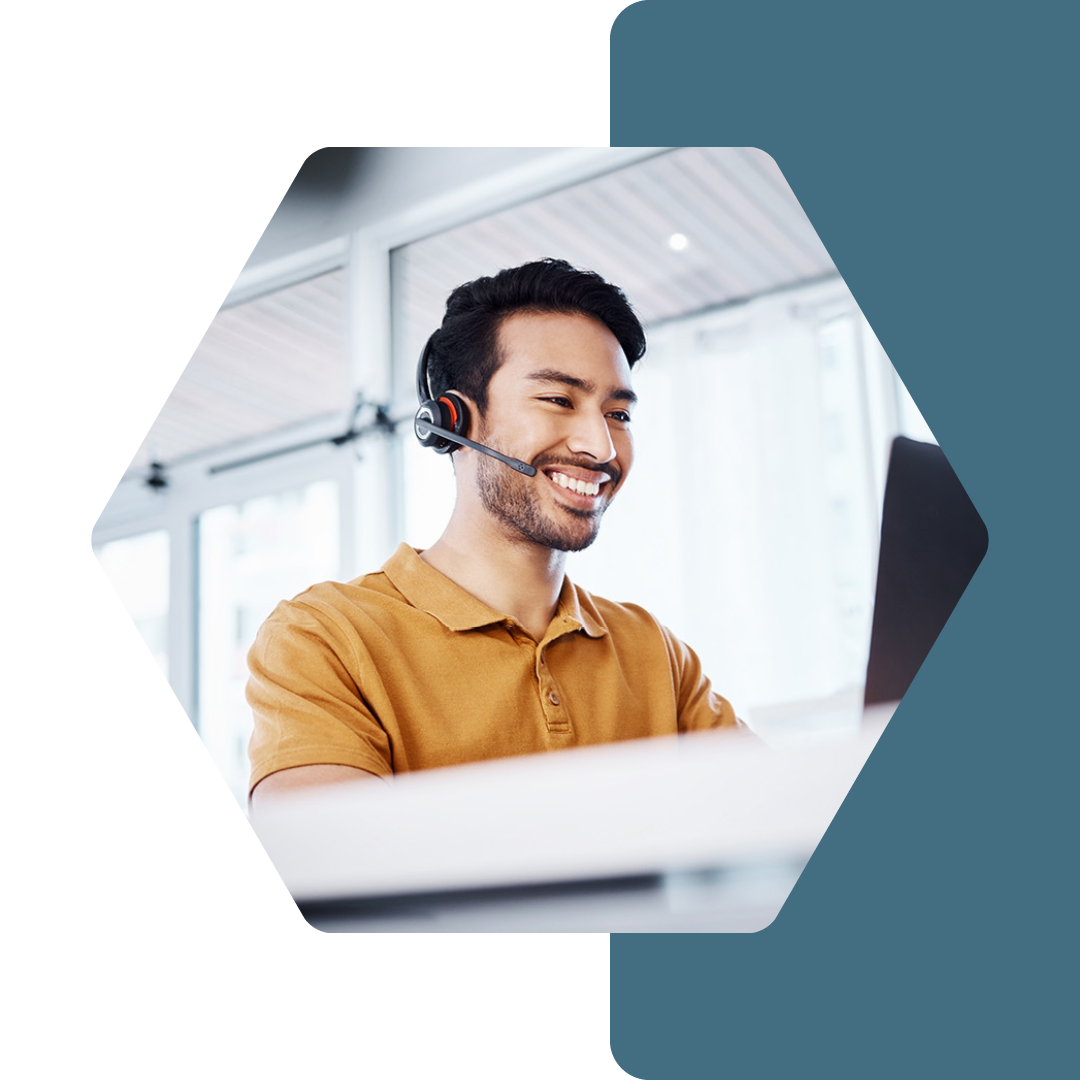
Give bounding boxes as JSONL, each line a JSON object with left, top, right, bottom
{"left": 1, "top": 3, "right": 634, "bottom": 1075}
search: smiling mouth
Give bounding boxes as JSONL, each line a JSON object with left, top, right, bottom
{"left": 544, "top": 469, "right": 610, "bottom": 499}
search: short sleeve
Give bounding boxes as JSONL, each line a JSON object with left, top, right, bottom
{"left": 246, "top": 600, "right": 393, "bottom": 793}
{"left": 658, "top": 624, "right": 739, "bottom": 733}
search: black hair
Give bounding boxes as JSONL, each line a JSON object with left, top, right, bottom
{"left": 424, "top": 259, "right": 646, "bottom": 413}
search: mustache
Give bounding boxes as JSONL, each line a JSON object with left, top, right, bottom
{"left": 532, "top": 454, "right": 621, "bottom": 487}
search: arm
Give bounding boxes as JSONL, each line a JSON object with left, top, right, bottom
{"left": 247, "top": 599, "right": 394, "bottom": 798}
{"left": 657, "top": 622, "right": 744, "bottom": 733}
{"left": 249, "top": 762, "right": 381, "bottom": 812}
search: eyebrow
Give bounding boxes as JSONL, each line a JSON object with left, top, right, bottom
{"left": 525, "top": 368, "right": 638, "bottom": 407}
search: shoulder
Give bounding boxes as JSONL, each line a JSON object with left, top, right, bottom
{"left": 255, "top": 568, "right": 407, "bottom": 651}
{"left": 568, "top": 581, "right": 694, "bottom": 664}
{"left": 568, "top": 580, "right": 667, "bottom": 641}
{"left": 284, "top": 569, "right": 401, "bottom": 615}
{"left": 592, "top": 594, "right": 663, "bottom": 633}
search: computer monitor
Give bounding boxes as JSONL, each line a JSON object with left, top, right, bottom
{"left": 864, "top": 436, "right": 988, "bottom": 705}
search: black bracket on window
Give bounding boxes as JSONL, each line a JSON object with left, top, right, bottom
{"left": 207, "top": 394, "right": 410, "bottom": 475}
{"left": 144, "top": 461, "right": 169, "bottom": 491}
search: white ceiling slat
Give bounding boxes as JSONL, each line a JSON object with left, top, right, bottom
{"left": 678, "top": 150, "right": 827, "bottom": 281}
{"left": 559, "top": 183, "right": 739, "bottom": 319}
{"left": 717, "top": 148, "right": 837, "bottom": 269}
{"left": 620, "top": 162, "right": 758, "bottom": 295}
{"left": 663, "top": 154, "right": 809, "bottom": 284}
{"left": 590, "top": 178, "right": 740, "bottom": 310}
{"left": 576, "top": 154, "right": 756, "bottom": 314}
{"left": 130, "top": 268, "right": 349, "bottom": 472}
{"left": 525, "top": 194, "right": 687, "bottom": 316}
{"left": 630, "top": 162, "right": 781, "bottom": 299}
{"left": 199, "top": 320, "right": 343, "bottom": 387}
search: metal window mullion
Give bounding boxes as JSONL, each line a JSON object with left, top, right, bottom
{"left": 346, "top": 228, "right": 398, "bottom": 571}
{"left": 166, "top": 488, "right": 197, "bottom": 725}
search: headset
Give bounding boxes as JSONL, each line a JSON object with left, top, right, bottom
{"left": 413, "top": 335, "right": 537, "bottom": 476}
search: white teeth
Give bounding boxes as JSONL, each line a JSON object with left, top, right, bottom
{"left": 549, "top": 471, "right": 601, "bottom": 496}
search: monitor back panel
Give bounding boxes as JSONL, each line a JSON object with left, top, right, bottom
{"left": 864, "top": 437, "right": 988, "bottom": 705}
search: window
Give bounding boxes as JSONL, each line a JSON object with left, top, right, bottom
{"left": 566, "top": 287, "right": 881, "bottom": 718}
{"left": 197, "top": 479, "right": 340, "bottom": 803}
{"left": 95, "top": 268, "right": 352, "bottom": 806}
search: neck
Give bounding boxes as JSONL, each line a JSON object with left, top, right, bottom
{"left": 420, "top": 507, "right": 567, "bottom": 642}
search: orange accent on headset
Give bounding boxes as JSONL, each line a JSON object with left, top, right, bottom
{"left": 440, "top": 396, "right": 458, "bottom": 430}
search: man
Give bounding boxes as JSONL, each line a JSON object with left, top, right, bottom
{"left": 247, "top": 259, "right": 738, "bottom": 806}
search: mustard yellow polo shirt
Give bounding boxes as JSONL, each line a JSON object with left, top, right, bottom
{"left": 247, "top": 543, "right": 736, "bottom": 792}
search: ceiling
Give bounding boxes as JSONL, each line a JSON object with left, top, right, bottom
{"left": 129, "top": 269, "right": 349, "bottom": 474}
{"left": 395, "top": 146, "right": 836, "bottom": 358}
{"left": 128, "top": 147, "right": 837, "bottom": 478}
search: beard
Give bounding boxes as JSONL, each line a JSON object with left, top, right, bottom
{"left": 473, "top": 444, "right": 616, "bottom": 553}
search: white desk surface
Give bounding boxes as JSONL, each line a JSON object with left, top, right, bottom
{"left": 253, "top": 704, "right": 895, "bottom": 931}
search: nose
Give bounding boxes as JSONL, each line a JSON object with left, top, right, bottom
{"left": 566, "top": 407, "right": 618, "bottom": 464}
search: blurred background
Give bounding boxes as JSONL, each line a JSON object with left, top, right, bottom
{"left": 92, "top": 147, "right": 934, "bottom": 805}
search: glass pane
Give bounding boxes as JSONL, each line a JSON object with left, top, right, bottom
{"left": 95, "top": 530, "right": 170, "bottom": 680}
{"left": 198, "top": 479, "right": 339, "bottom": 805}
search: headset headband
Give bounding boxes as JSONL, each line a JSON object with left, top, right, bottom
{"left": 416, "top": 335, "right": 435, "bottom": 404}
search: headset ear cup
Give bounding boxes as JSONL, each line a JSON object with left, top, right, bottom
{"left": 414, "top": 400, "right": 445, "bottom": 450}
{"left": 440, "top": 393, "right": 469, "bottom": 439}
{"left": 414, "top": 394, "right": 470, "bottom": 454}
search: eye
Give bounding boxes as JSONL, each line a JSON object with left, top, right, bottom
{"left": 539, "top": 396, "right": 573, "bottom": 408}
{"left": 607, "top": 410, "right": 632, "bottom": 424}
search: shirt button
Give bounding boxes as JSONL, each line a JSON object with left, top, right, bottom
{"left": 548, "top": 691, "right": 560, "bottom": 706}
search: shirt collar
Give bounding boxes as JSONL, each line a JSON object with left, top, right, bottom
{"left": 382, "top": 544, "right": 505, "bottom": 631}
{"left": 552, "top": 575, "right": 609, "bottom": 640}
{"left": 381, "top": 543, "right": 608, "bottom": 639}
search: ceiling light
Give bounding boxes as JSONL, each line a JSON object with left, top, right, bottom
{"left": 668, "top": 232, "right": 689, "bottom": 252}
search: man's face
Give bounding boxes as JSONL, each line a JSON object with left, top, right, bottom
{"left": 468, "top": 311, "right": 636, "bottom": 552}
